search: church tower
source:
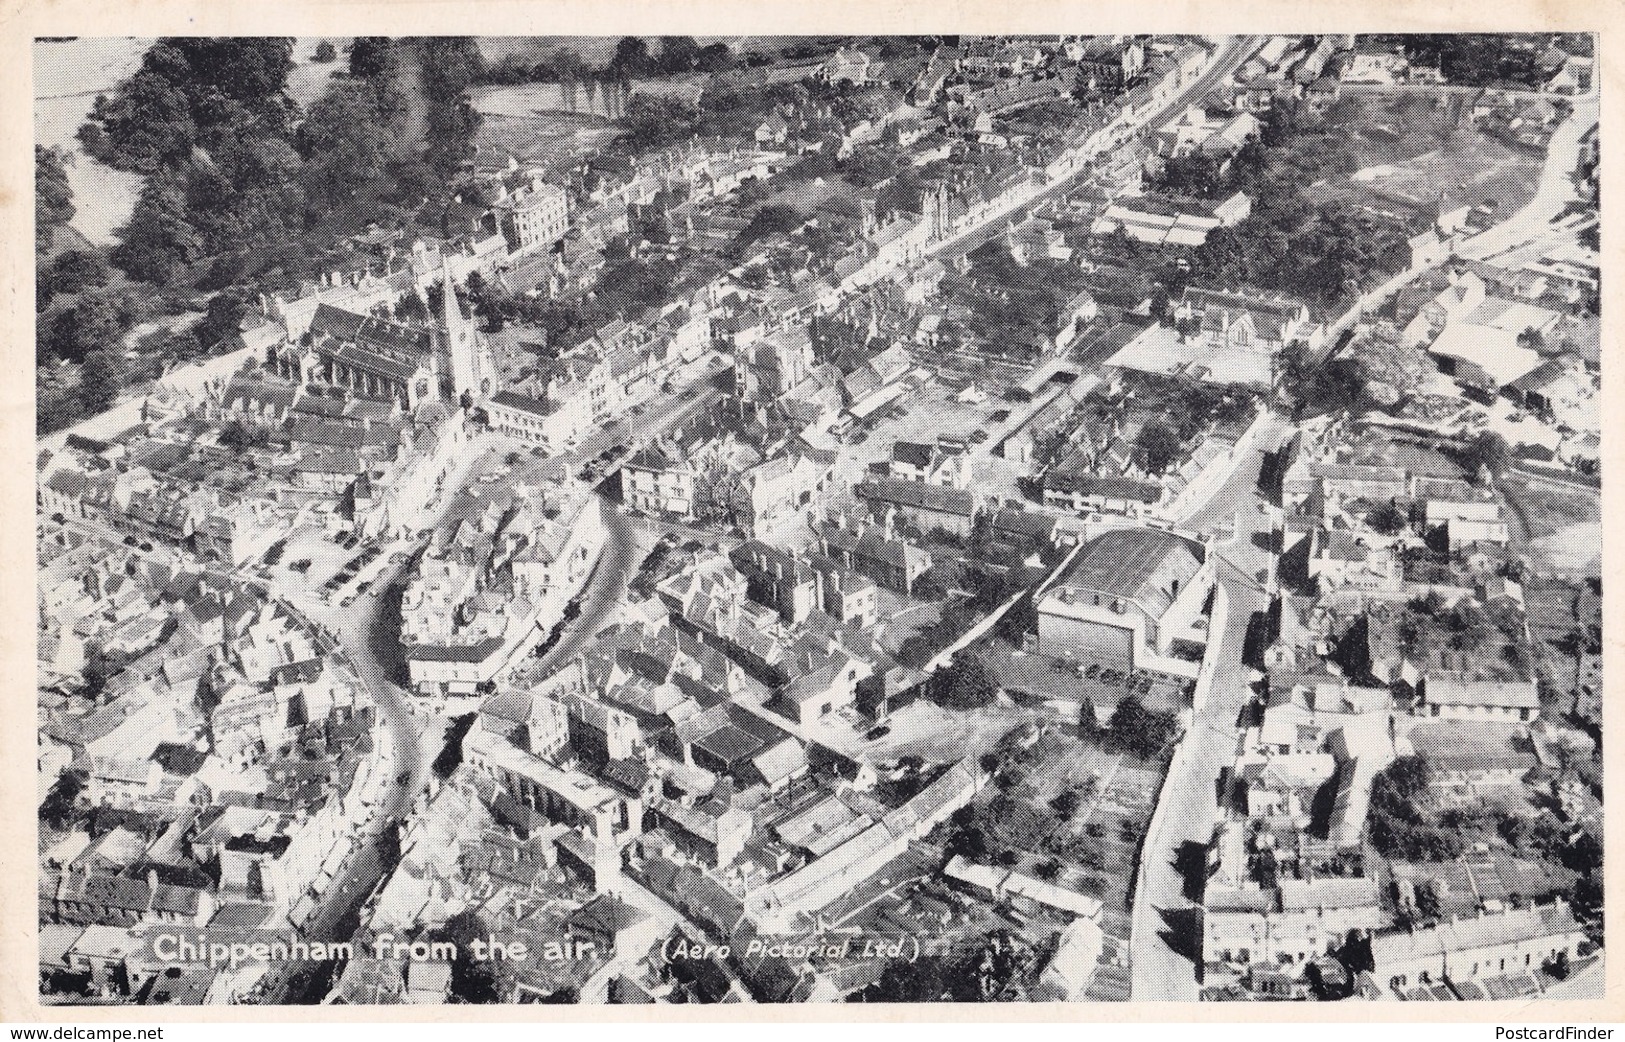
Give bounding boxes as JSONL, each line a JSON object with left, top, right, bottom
{"left": 442, "top": 259, "right": 488, "bottom": 405}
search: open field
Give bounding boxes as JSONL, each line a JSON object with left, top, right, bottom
{"left": 1314, "top": 93, "right": 1544, "bottom": 223}
{"left": 1501, "top": 471, "right": 1601, "bottom": 575}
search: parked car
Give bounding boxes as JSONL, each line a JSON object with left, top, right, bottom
{"left": 123, "top": 535, "right": 138, "bottom": 547}
{"left": 865, "top": 724, "right": 892, "bottom": 741}
{"left": 970, "top": 429, "right": 989, "bottom": 444}
{"left": 291, "top": 559, "right": 313, "bottom": 573}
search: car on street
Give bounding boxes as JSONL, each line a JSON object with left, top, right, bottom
{"left": 122, "top": 535, "right": 138, "bottom": 546}
{"left": 989, "top": 409, "right": 1011, "bottom": 423}
{"left": 139, "top": 542, "right": 154, "bottom": 552}
{"left": 395, "top": 771, "right": 411, "bottom": 786}
{"left": 339, "top": 595, "right": 356, "bottom": 608}
{"left": 970, "top": 429, "right": 989, "bottom": 444}
{"left": 681, "top": 388, "right": 699, "bottom": 401}
{"left": 865, "top": 724, "right": 891, "bottom": 740}
{"left": 290, "top": 559, "right": 312, "bottom": 573}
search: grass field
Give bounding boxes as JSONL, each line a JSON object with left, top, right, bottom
{"left": 1314, "top": 93, "right": 1545, "bottom": 223}
{"left": 1500, "top": 472, "right": 1601, "bottom": 575}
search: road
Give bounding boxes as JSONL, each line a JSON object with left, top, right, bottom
{"left": 922, "top": 36, "right": 1265, "bottom": 263}
{"left": 1457, "top": 85, "right": 1598, "bottom": 262}
{"left": 577, "top": 874, "right": 687, "bottom": 1002}
{"left": 1129, "top": 419, "right": 1280, "bottom": 1001}
{"left": 533, "top": 498, "right": 642, "bottom": 677}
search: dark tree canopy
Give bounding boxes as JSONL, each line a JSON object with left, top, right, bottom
{"left": 35, "top": 146, "right": 76, "bottom": 254}
{"left": 1135, "top": 418, "right": 1183, "bottom": 475}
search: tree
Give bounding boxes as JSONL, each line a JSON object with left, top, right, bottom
{"left": 297, "top": 78, "right": 404, "bottom": 211}
{"left": 1367, "top": 500, "right": 1409, "bottom": 536}
{"left": 861, "top": 956, "right": 949, "bottom": 1002}
{"left": 427, "top": 911, "right": 500, "bottom": 1003}
{"left": 35, "top": 146, "right": 75, "bottom": 254}
{"left": 43, "top": 290, "right": 135, "bottom": 364}
{"left": 933, "top": 652, "right": 999, "bottom": 711}
{"left": 77, "top": 350, "right": 122, "bottom": 416}
{"left": 349, "top": 37, "right": 395, "bottom": 79}
{"left": 39, "top": 772, "right": 85, "bottom": 832}
{"left": 111, "top": 172, "right": 203, "bottom": 284}
{"left": 619, "top": 93, "right": 700, "bottom": 151}
{"left": 38, "top": 250, "right": 112, "bottom": 310}
{"left": 194, "top": 291, "right": 247, "bottom": 351}
{"left": 658, "top": 36, "right": 701, "bottom": 74}
{"left": 312, "top": 40, "right": 338, "bottom": 63}
{"left": 612, "top": 36, "right": 652, "bottom": 75}
{"left": 1079, "top": 697, "right": 1100, "bottom": 738}
{"left": 1461, "top": 430, "right": 1511, "bottom": 479}
{"left": 1107, "top": 693, "right": 1179, "bottom": 759}
{"left": 1135, "top": 418, "right": 1183, "bottom": 475}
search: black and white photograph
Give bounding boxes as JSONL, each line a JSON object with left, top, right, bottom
{"left": 28, "top": 26, "right": 1604, "bottom": 1009}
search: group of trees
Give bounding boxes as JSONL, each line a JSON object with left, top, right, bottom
{"left": 82, "top": 37, "right": 485, "bottom": 290}
{"left": 1275, "top": 342, "right": 1374, "bottom": 418}
{"left": 480, "top": 36, "right": 739, "bottom": 88}
{"left": 1144, "top": 100, "right": 1413, "bottom": 310}
{"left": 1366, "top": 756, "right": 1469, "bottom": 860}
{"left": 40, "top": 37, "right": 496, "bottom": 428}
{"left": 616, "top": 75, "right": 824, "bottom": 154}
{"left": 1373, "top": 34, "right": 1564, "bottom": 90}
{"left": 1104, "top": 693, "right": 1180, "bottom": 759}
{"left": 857, "top": 929, "right": 1035, "bottom": 1002}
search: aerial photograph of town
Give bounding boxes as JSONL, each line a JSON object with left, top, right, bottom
{"left": 31, "top": 32, "right": 1601, "bottom": 1006}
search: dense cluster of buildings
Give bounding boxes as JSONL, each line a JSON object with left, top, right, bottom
{"left": 37, "top": 30, "right": 1600, "bottom": 1006}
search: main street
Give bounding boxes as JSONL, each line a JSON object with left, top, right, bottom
{"left": 1128, "top": 413, "right": 1283, "bottom": 1000}
{"left": 923, "top": 35, "right": 1266, "bottom": 264}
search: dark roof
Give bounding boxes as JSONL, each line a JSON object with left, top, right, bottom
{"left": 406, "top": 637, "right": 506, "bottom": 663}
{"left": 693, "top": 723, "right": 767, "bottom": 768}
{"left": 1058, "top": 527, "right": 1206, "bottom": 618}
{"left": 1044, "top": 470, "right": 1163, "bottom": 502}
{"left": 310, "top": 303, "right": 433, "bottom": 359}
{"left": 488, "top": 390, "right": 558, "bottom": 418}
{"left": 890, "top": 441, "right": 936, "bottom": 469}
{"left": 856, "top": 478, "right": 976, "bottom": 518}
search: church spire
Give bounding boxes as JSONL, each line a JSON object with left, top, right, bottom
{"left": 443, "top": 259, "right": 482, "bottom": 404}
